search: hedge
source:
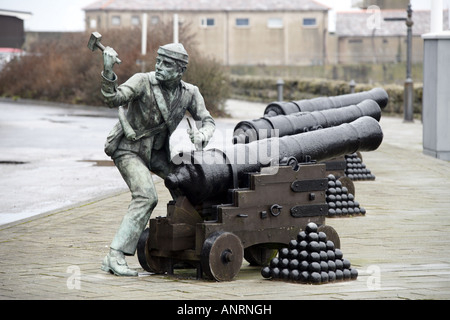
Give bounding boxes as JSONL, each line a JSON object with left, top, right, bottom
{"left": 230, "top": 75, "right": 423, "bottom": 115}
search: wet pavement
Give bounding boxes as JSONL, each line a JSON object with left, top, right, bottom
{"left": 1, "top": 98, "right": 450, "bottom": 300}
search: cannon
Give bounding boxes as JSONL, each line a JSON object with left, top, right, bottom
{"left": 233, "top": 99, "right": 381, "bottom": 144}
{"left": 137, "top": 117, "right": 383, "bottom": 281}
{"left": 233, "top": 99, "right": 381, "bottom": 193}
{"left": 264, "top": 88, "right": 388, "bottom": 117}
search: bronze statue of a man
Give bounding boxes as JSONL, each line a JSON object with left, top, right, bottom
{"left": 100, "top": 43, "right": 215, "bottom": 276}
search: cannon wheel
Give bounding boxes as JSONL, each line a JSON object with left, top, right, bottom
{"left": 244, "top": 245, "right": 278, "bottom": 266}
{"left": 201, "top": 232, "right": 244, "bottom": 281}
{"left": 318, "top": 224, "right": 341, "bottom": 250}
{"left": 338, "top": 176, "right": 355, "bottom": 196}
{"left": 137, "top": 228, "right": 170, "bottom": 274}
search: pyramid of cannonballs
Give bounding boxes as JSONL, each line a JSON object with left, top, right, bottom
{"left": 261, "top": 222, "right": 358, "bottom": 284}
{"left": 326, "top": 174, "right": 366, "bottom": 217}
{"left": 345, "top": 153, "right": 376, "bottom": 181}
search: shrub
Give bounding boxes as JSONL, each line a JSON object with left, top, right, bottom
{"left": 0, "top": 26, "right": 230, "bottom": 117}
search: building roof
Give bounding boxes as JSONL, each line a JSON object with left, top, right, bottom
{"left": 0, "top": 9, "right": 32, "bottom": 20}
{"left": 336, "top": 9, "right": 449, "bottom": 37}
{"left": 83, "top": 0, "right": 329, "bottom": 12}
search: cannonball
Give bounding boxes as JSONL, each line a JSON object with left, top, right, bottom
{"left": 327, "top": 250, "right": 335, "bottom": 261}
{"left": 289, "top": 249, "right": 299, "bottom": 259}
{"left": 281, "top": 268, "right": 290, "bottom": 279}
{"left": 307, "top": 241, "right": 320, "bottom": 252}
{"left": 343, "top": 269, "right": 351, "bottom": 280}
{"left": 270, "top": 257, "right": 279, "bottom": 268}
{"left": 328, "top": 270, "right": 336, "bottom": 282}
{"left": 298, "top": 250, "right": 308, "bottom": 261}
{"left": 318, "top": 232, "right": 327, "bottom": 242}
{"left": 290, "top": 269, "right": 300, "bottom": 281}
{"left": 328, "top": 260, "right": 336, "bottom": 272}
{"left": 320, "top": 261, "right": 329, "bottom": 272}
{"left": 280, "top": 258, "right": 289, "bottom": 269}
{"left": 279, "top": 247, "right": 289, "bottom": 259}
{"left": 307, "top": 232, "right": 319, "bottom": 242}
{"left": 334, "top": 249, "right": 343, "bottom": 260}
{"left": 335, "top": 269, "right": 344, "bottom": 281}
{"left": 335, "top": 259, "right": 344, "bottom": 270}
{"left": 326, "top": 240, "right": 335, "bottom": 251}
{"left": 309, "top": 272, "right": 321, "bottom": 284}
{"left": 289, "top": 239, "right": 298, "bottom": 249}
{"left": 261, "top": 266, "right": 271, "bottom": 279}
{"left": 305, "top": 222, "right": 318, "bottom": 234}
{"left": 299, "top": 271, "right": 309, "bottom": 283}
{"left": 321, "top": 271, "right": 329, "bottom": 283}
{"left": 299, "top": 260, "right": 309, "bottom": 272}
{"left": 343, "top": 259, "right": 351, "bottom": 269}
{"left": 308, "top": 252, "right": 321, "bottom": 263}
{"left": 271, "top": 267, "right": 280, "bottom": 279}
{"left": 319, "top": 251, "right": 328, "bottom": 261}
{"left": 289, "top": 259, "right": 299, "bottom": 270}
{"left": 309, "top": 262, "right": 321, "bottom": 273}
{"left": 350, "top": 268, "right": 359, "bottom": 280}
{"left": 298, "top": 240, "right": 308, "bottom": 251}
{"left": 297, "top": 231, "right": 307, "bottom": 242}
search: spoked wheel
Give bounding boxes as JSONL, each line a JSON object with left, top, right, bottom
{"left": 201, "top": 232, "right": 244, "bottom": 281}
{"left": 317, "top": 224, "right": 341, "bottom": 249}
{"left": 137, "top": 228, "right": 170, "bottom": 274}
{"left": 244, "top": 245, "right": 278, "bottom": 266}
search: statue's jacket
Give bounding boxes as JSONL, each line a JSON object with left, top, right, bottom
{"left": 101, "top": 71, "right": 215, "bottom": 162}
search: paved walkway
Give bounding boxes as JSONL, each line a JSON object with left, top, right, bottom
{"left": 1, "top": 108, "right": 450, "bottom": 300}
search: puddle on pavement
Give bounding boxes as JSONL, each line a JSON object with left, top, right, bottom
{"left": 0, "top": 161, "right": 29, "bottom": 165}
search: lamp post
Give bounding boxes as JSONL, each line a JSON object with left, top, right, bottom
{"left": 404, "top": 3, "right": 414, "bottom": 122}
{"left": 384, "top": 2, "right": 414, "bottom": 122}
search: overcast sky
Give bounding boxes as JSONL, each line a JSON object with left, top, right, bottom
{"left": 0, "top": 0, "right": 448, "bottom": 32}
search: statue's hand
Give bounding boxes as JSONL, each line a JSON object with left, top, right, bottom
{"left": 188, "top": 128, "right": 205, "bottom": 151}
{"left": 103, "top": 46, "right": 118, "bottom": 79}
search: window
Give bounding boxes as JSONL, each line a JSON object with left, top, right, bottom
{"left": 151, "top": 16, "right": 159, "bottom": 25}
{"left": 235, "top": 18, "right": 249, "bottom": 27}
{"left": 267, "top": 18, "right": 283, "bottom": 29}
{"left": 131, "top": 15, "right": 140, "bottom": 26}
{"left": 302, "top": 18, "right": 317, "bottom": 27}
{"left": 111, "top": 16, "right": 121, "bottom": 26}
{"left": 201, "top": 18, "right": 215, "bottom": 27}
{"left": 89, "top": 18, "right": 97, "bottom": 29}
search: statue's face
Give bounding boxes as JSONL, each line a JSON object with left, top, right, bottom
{"left": 155, "top": 55, "right": 184, "bottom": 82}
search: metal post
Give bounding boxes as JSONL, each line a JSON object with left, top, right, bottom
{"left": 349, "top": 80, "right": 356, "bottom": 93}
{"left": 173, "top": 14, "right": 179, "bottom": 44}
{"left": 140, "top": 13, "right": 148, "bottom": 73}
{"left": 277, "top": 79, "right": 284, "bottom": 102}
{"left": 404, "top": 3, "right": 414, "bottom": 122}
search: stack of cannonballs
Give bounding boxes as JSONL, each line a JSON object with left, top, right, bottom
{"left": 261, "top": 223, "right": 358, "bottom": 284}
{"left": 345, "top": 153, "right": 376, "bottom": 181}
{"left": 327, "top": 174, "right": 366, "bottom": 217}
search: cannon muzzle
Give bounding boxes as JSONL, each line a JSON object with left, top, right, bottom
{"left": 233, "top": 99, "right": 381, "bottom": 144}
{"left": 264, "top": 88, "right": 388, "bottom": 117}
{"left": 166, "top": 116, "right": 383, "bottom": 205}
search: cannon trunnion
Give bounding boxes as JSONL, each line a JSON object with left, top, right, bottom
{"left": 138, "top": 163, "right": 338, "bottom": 282}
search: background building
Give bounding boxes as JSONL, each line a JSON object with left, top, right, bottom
{"left": 83, "top": 0, "right": 330, "bottom": 66}
{"left": 0, "top": 9, "right": 32, "bottom": 49}
{"left": 332, "top": 9, "right": 449, "bottom": 64}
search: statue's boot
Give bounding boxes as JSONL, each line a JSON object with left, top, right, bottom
{"left": 101, "top": 250, "right": 138, "bottom": 277}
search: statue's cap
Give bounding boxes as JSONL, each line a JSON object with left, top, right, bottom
{"left": 157, "top": 43, "right": 189, "bottom": 64}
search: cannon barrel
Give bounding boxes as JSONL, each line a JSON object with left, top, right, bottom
{"left": 233, "top": 99, "right": 381, "bottom": 144}
{"left": 165, "top": 117, "right": 383, "bottom": 206}
{"left": 264, "top": 88, "right": 389, "bottom": 117}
